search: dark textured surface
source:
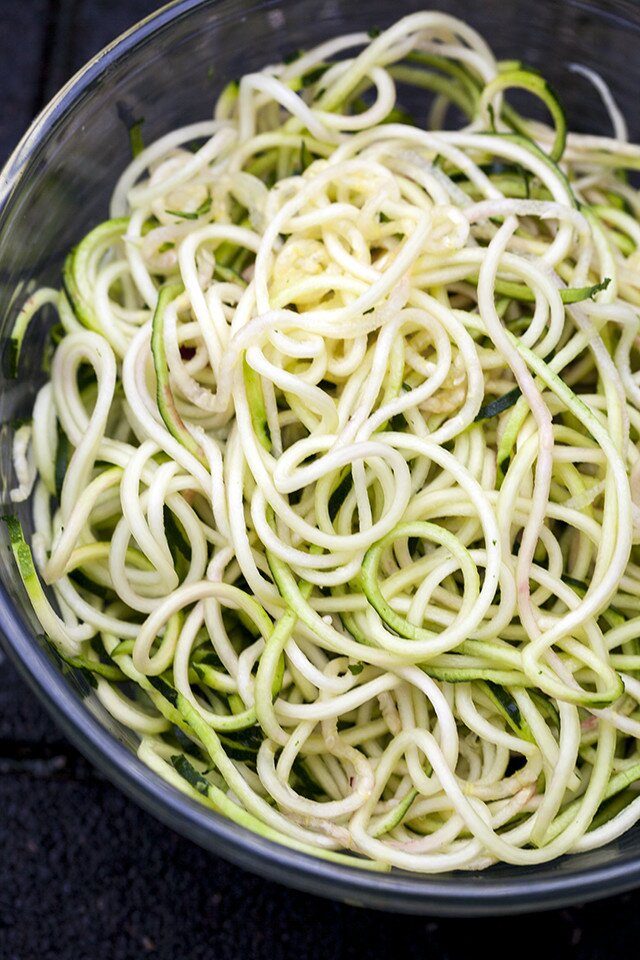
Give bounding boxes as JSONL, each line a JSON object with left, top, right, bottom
{"left": 0, "top": 1, "right": 638, "bottom": 956}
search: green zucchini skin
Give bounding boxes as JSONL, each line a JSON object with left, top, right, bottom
{"left": 63, "top": 218, "right": 130, "bottom": 333}
{"left": 151, "top": 283, "right": 207, "bottom": 463}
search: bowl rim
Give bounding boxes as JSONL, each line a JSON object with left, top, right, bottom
{"left": 2, "top": 0, "right": 640, "bottom": 916}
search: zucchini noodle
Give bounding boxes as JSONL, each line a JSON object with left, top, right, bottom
{"left": 9, "top": 10, "right": 640, "bottom": 872}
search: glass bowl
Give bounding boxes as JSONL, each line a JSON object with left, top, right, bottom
{"left": 2, "top": 0, "right": 640, "bottom": 916}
